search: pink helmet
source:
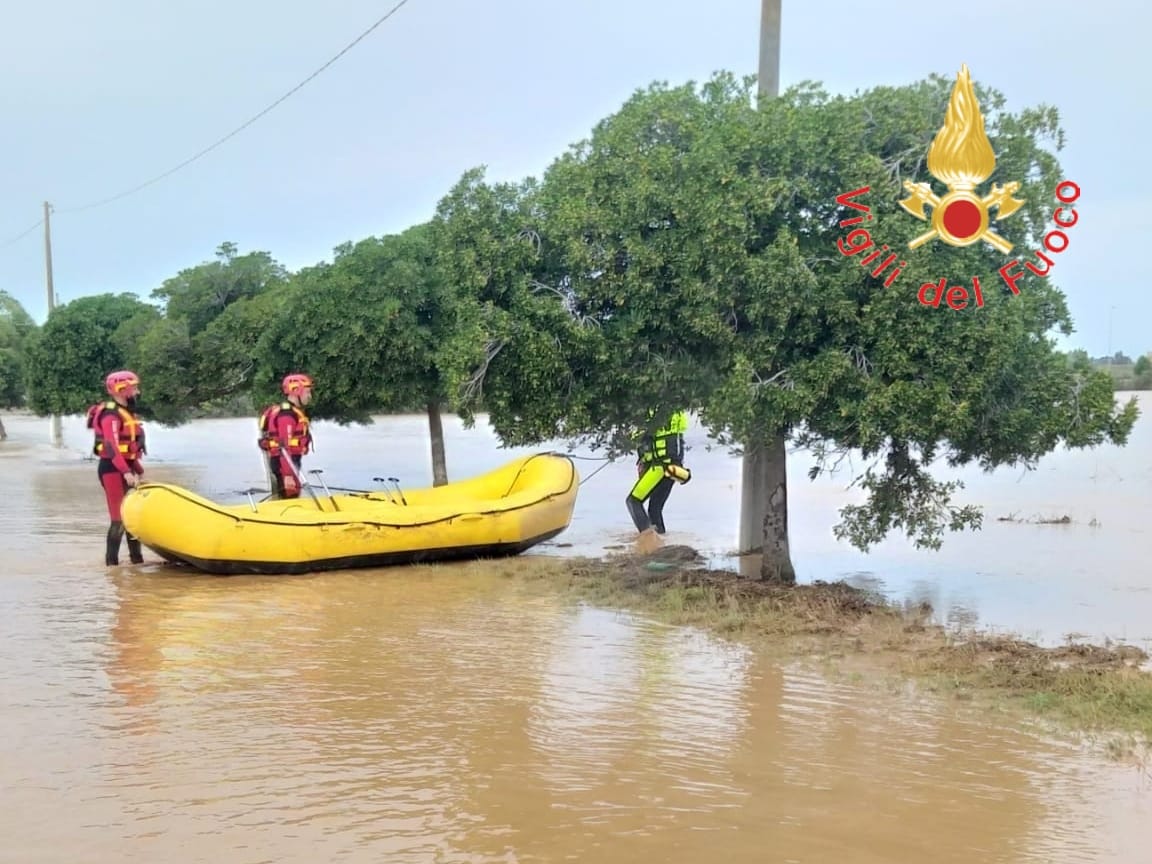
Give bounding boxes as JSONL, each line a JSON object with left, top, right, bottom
{"left": 105, "top": 370, "right": 140, "bottom": 396}
{"left": 281, "top": 373, "right": 313, "bottom": 396}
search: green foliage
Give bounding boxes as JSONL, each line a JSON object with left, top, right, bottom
{"left": 0, "top": 291, "right": 37, "bottom": 407}
{"left": 432, "top": 168, "right": 608, "bottom": 440}
{"left": 1135, "top": 354, "right": 1151, "bottom": 382}
{"left": 19, "top": 242, "right": 287, "bottom": 423}
{"left": 132, "top": 317, "right": 197, "bottom": 425}
{"left": 151, "top": 241, "right": 287, "bottom": 337}
{"left": 135, "top": 242, "right": 287, "bottom": 423}
{"left": 433, "top": 69, "right": 1139, "bottom": 552}
{"left": 24, "top": 293, "right": 157, "bottom": 416}
{"left": 0, "top": 291, "right": 36, "bottom": 344}
{"left": 0, "top": 348, "right": 22, "bottom": 408}
{"left": 251, "top": 223, "right": 472, "bottom": 424}
{"left": 193, "top": 289, "right": 285, "bottom": 404}
{"left": 17, "top": 65, "right": 1140, "bottom": 560}
{"left": 1065, "top": 348, "right": 1090, "bottom": 367}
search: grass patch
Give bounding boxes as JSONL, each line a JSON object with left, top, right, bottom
{"left": 903, "top": 637, "right": 1152, "bottom": 736}
{"left": 498, "top": 545, "right": 1152, "bottom": 758}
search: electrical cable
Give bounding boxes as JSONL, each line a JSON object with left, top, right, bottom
{"left": 54, "top": 0, "right": 415, "bottom": 215}
{"left": 1, "top": 2, "right": 414, "bottom": 262}
{"left": 0, "top": 219, "right": 44, "bottom": 250}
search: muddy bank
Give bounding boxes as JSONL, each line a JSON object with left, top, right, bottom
{"left": 515, "top": 544, "right": 1152, "bottom": 752}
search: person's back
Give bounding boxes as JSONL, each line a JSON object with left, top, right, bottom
{"left": 626, "top": 409, "right": 691, "bottom": 537}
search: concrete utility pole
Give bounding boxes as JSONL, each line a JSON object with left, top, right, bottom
{"left": 44, "top": 201, "right": 62, "bottom": 448}
{"left": 739, "top": 0, "right": 784, "bottom": 556}
{"left": 758, "top": 0, "right": 781, "bottom": 105}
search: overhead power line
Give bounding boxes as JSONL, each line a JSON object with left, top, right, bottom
{"left": 55, "top": 0, "right": 415, "bottom": 216}
{"left": 0, "top": 219, "right": 45, "bottom": 250}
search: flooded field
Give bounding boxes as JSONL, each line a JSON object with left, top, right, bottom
{"left": 1, "top": 395, "right": 1149, "bottom": 862}
{"left": 11, "top": 392, "right": 1149, "bottom": 644}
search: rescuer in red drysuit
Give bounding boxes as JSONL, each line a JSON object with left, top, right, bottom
{"left": 86, "top": 369, "right": 146, "bottom": 565}
{"left": 257, "top": 373, "right": 314, "bottom": 499}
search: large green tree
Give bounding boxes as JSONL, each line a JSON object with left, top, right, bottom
{"left": 252, "top": 223, "right": 478, "bottom": 485}
{"left": 435, "top": 70, "right": 1138, "bottom": 582}
{"left": 24, "top": 293, "right": 159, "bottom": 416}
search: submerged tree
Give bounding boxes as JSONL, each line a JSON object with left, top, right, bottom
{"left": 435, "top": 70, "right": 1138, "bottom": 582}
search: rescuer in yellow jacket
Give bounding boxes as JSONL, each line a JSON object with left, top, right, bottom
{"left": 626, "top": 409, "right": 691, "bottom": 535}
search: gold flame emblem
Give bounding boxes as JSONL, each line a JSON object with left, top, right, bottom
{"left": 898, "top": 64, "right": 1025, "bottom": 254}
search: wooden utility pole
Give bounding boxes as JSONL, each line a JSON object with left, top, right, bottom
{"left": 44, "top": 201, "right": 62, "bottom": 448}
{"left": 738, "top": 0, "right": 794, "bottom": 584}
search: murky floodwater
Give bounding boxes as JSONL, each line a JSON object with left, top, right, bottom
{"left": 9, "top": 392, "right": 1150, "bottom": 644}
{"left": 2, "top": 397, "right": 1151, "bottom": 862}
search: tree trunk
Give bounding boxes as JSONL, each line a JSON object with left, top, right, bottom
{"left": 0, "top": 414, "right": 6, "bottom": 441}
{"left": 738, "top": 432, "right": 796, "bottom": 585}
{"left": 427, "top": 400, "right": 448, "bottom": 487}
{"left": 740, "top": 1, "right": 789, "bottom": 583}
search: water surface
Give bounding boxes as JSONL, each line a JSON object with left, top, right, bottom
{"left": 1, "top": 403, "right": 1151, "bottom": 861}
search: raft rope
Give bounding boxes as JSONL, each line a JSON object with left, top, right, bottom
{"left": 563, "top": 454, "right": 616, "bottom": 486}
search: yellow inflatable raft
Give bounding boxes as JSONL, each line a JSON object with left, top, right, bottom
{"left": 120, "top": 452, "right": 580, "bottom": 575}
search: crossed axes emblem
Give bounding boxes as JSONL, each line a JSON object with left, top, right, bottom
{"left": 898, "top": 180, "right": 1025, "bottom": 254}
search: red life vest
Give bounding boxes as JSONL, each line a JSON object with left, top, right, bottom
{"left": 257, "top": 402, "right": 312, "bottom": 457}
{"left": 86, "top": 400, "right": 146, "bottom": 460}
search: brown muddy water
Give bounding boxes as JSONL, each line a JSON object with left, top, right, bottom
{"left": 1, "top": 395, "right": 1150, "bottom": 862}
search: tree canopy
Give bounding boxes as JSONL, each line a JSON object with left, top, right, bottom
{"left": 151, "top": 241, "right": 287, "bottom": 338}
{"left": 24, "top": 293, "right": 156, "bottom": 416}
{"left": 430, "top": 71, "right": 1138, "bottom": 567}
{"left": 18, "top": 68, "right": 1140, "bottom": 573}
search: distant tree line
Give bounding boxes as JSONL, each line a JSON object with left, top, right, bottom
{"left": 1063, "top": 349, "right": 1152, "bottom": 391}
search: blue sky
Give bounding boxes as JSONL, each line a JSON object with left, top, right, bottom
{"left": 0, "top": 0, "right": 1143, "bottom": 356}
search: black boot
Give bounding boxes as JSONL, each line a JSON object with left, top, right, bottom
{"left": 105, "top": 521, "right": 125, "bottom": 566}
{"left": 626, "top": 495, "right": 652, "bottom": 533}
{"left": 127, "top": 535, "right": 144, "bottom": 564}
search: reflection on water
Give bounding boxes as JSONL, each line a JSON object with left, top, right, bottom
{"left": 1, "top": 404, "right": 1151, "bottom": 861}
{"left": 6, "top": 395, "right": 1150, "bottom": 645}
{"left": 3, "top": 557, "right": 1151, "bottom": 862}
